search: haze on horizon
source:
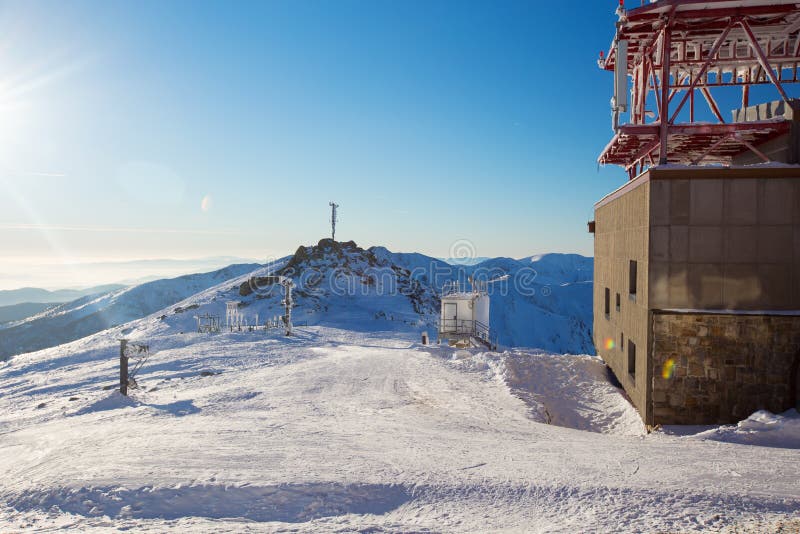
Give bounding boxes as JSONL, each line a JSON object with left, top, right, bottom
{"left": 0, "top": 255, "right": 264, "bottom": 291}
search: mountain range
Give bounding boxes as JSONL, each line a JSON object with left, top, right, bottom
{"left": 0, "top": 285, "right": 126, "bottom": 307}
{"left": 0, "top": 240, "right": 593, "bottom": 361}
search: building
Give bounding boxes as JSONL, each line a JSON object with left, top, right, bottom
{"left": 438, "top": 280, "right": 496, "bottom": 349}
{"left": 592, "top": 0, "right": 800, "bottom": 425}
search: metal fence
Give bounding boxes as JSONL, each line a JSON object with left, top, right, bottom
{"left": 438, "top": 318, "right": 497, "bottom": 349}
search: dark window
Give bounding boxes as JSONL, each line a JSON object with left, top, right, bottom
{"left": 628, "top": 340, "right": 636, "bottom": 378}
{"left": 620, "top": 333, "right": 624, "bottom": 351}
{"left": 615, "top": 293, "right": 621, "bottom": 312}
{"left": 629, "top": 260, "right": 638, "bottom": 297}
{"left": 604, "top": 288, "right": 610, "bottom": 316}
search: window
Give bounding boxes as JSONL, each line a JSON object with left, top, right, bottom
{"left": 628, "top": 340, "right": 636, "bottom": 378}
{"left": 615, "top": 293, "right": 621, "bottom": 312}
{"left": 604, "top": 288, "right": 610, "bottom": 316}
{"left": 629, "top": 260, "right": 638, "bottom": 297}
{"left": 620, "top": 333, "right": 624, "bottom": 351}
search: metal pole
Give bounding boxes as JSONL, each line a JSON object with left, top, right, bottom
{"left": 659, "top": 28, "right": 671, "bottom": 164}
{"left": 740, "top": 19, "right": 791, "bottom": 104}
{"left": 119, "top": 339, "right": 128, "bottom": 396}
{"left": 284, "top": 281, "right": 293, "bottom": 336}
{"left": 668, "top": 22, "right": 734, "bottom": 124}
{"left": 329, "top": 202, "right": 339, "bottom": 241}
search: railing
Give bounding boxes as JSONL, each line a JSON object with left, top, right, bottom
{"left": 438, "top": 318, "right": 498, "bottom": 350}
{"left": 442, "top": 281, "right": 470, "bottom": 297}
{"left": 439, "top": 318, "right": 475, "bottom": 335}
{"left": 473, "top": 319, "right": 490, "bottom": 341}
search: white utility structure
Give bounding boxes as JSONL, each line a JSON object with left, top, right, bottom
{"left": 194, "top": 313, "right": 221, "bottom": 333}
{"left": 257, "top": 275, "right": 294, "bottom": 336}
{"left": 437, "top": 275, "right": 506, "bottom": 350}
{"left": 226, "top": 301, "right": 244, "bottom": 331}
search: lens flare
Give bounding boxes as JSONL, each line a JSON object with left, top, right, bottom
{"left": 662, "top": 358, "right": 676, "bottom": 379}
{"left": 201, "top": 194, "right": 213, "bottom": 212}
{"left": 603, "top": 338, "right": 615, "bottom": 350}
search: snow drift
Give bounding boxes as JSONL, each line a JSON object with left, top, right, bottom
{"left": 690, "top": 409, "right": 800, "bottom": 449}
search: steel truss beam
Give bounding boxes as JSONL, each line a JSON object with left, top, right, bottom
{"left": 598, "top": 0, "right": 800, "bottom": 176}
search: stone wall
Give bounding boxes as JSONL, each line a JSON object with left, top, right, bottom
{"left": 650, "top": 311, "right": 800, "bottom": 425}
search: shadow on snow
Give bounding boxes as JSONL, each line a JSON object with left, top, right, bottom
{"left": 8, "top": 483, "right": 412, "bottom": 522}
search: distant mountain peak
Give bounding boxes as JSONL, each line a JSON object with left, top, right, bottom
{"left": 283, "top": 239, "right": 382, "bottom": 272}
{"left": 234, "top": 239, "right": 434, "bottom": 320}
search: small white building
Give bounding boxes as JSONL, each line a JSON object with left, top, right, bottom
{"left": 438, "top": 280, "right": 494, "bottom": 349}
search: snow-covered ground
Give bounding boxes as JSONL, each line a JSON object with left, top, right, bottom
{"left": 1, "top": 320, "right": 798, "bottom": 532}
{"left": 0, "top": 242, "right": 797, "bottom": 531}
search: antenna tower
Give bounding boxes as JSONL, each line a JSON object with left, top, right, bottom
{"left": 329, "top": 201, "right": 339, "bottom": 241}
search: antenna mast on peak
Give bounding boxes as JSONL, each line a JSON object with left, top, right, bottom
{"left": 329, "top": 201, "right": 339, "bottom": 241}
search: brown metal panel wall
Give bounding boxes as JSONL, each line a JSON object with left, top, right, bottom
{"left": 647, "top": 168, "right": 800, "bottom": 311}
{"left": 594, "top": 177, "right": 651, "bottom": 421}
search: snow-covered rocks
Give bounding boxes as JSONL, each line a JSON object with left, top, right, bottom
{"left": 234, "top": 239, "right": 439, "bottom": 327}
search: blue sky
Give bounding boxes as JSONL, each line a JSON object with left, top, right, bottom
{"left": 0, "top": 1, "right": 794, "bottom": 288}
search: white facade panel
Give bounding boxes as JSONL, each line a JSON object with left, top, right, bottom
{"left": 474, "top": 295, "right": 489, "bottom": 327}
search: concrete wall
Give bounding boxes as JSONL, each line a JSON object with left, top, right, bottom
{"left": 731, "top": 99, "right": 800, "bottom": 165}
{"left": 593, "top": 177, "right": 651, "bottom": 421}
{"left": 731, "top": 132, "right": 796, "bottom": 166}
{"left": 650, "top": 311, "right": 800, "bottom": 425}
{"left": 648, "top": 168, "right": 800, "bottom": 311}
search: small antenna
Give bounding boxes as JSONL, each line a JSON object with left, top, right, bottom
{"left": 329, "top": 201, "right": 339, "bottom": 241}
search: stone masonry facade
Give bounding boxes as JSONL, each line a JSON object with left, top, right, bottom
{"left": 650, "top": 312, "right": 800, "bottom": 425}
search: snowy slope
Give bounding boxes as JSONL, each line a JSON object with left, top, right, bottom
{"left": 372, "top": 247, "right": 594, "bottom": 353}
{"left": 0, "top": 264, "right": 261, "bottom": 361}
{"left": 0, "top": 284, "right": 126, "bottom": 307}
{"left": 520, "top": 253, "right": 594, "bottom": 285}
{"left": 142, "top": 240, "right": 441, "bottom": 341}
{"left": 0, "top": 319, "right": 798, "bottom": 532}
{"left": 0, "top": 242, "right": 595, "bottom": 360}
{"left": 0, "top": 302, "right": 55, "bottom": 327}
{"left": 63, "top": 240, "right": 593, "bottom": 358}
{"left": 471, "top": 255, "right": 593, "bottom": 354}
